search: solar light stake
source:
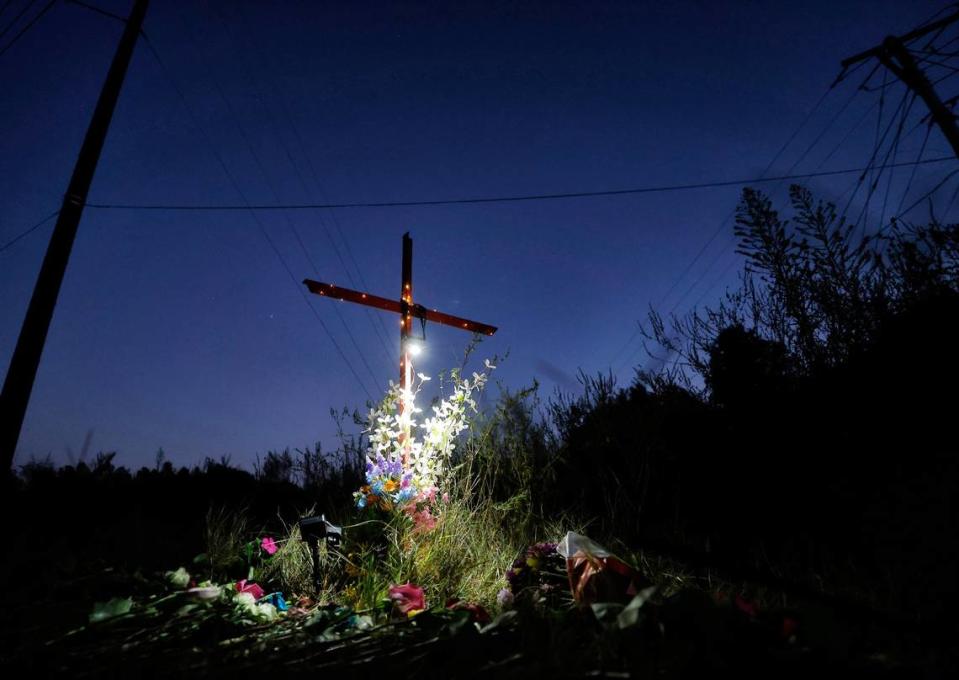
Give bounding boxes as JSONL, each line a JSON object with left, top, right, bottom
{"left": 298, "top": 515, "right": 342, "bottom": 591}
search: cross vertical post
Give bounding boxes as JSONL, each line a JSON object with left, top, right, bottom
{"left": 399, "top": 232, "right": 413, "bottom": 465}
{"left": 302, "top": 232, "right": 498, "bottom": 468}
{"left": 400, "top": 232, "right": 413, "bottom": 391}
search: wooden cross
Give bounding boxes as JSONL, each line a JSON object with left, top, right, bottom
{"left": 303, "top": 232, "right": 497, "bottom": 456}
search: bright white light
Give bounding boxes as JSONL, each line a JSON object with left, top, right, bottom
{"left": 407, "top": 341, "right": 424, "bottom": 357}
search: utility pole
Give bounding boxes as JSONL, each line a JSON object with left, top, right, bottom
{"left": 304, "top": 232, "right": 497, "bottom": 465}
{"left": 841, "top": 8, "right": 959, "bottom": 160}
{"left": 0, "top": 0, "right": 150, "bottom": 471}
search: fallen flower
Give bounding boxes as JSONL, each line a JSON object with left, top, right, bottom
{"left": 261, "top": 592, "right": 288, "bottom": 612}
{"left": 233, "top": 592, "right": 277, "bottom": 622}
{"left": 89, "top": 597, "right": 133, "bottom": 624}
{"left": 165, "top": 567, "right": 191, "bottom": 589}
{"left": 388, "top": 582, "right": 426, "bottom": 615}
{"left": 260, "top": 536, "right": 278, "bottom": 555}
{"left": 235, "top": 579, "right": 265, "bottom": 600}
{"left": 186, "top": 585, "right": 221, "bottom": 600}
{"left": 256, "top": 601, "right": 278, "bottom": 621}
{"left": 446, "top": 598, "right": 491, "bottom": 624}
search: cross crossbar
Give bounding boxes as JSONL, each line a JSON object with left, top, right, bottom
{"left": 303, "top": 232, "right": 496, "bottom": 466}
{"left": 303, "top": 279, "right": 497, "bottom": 336}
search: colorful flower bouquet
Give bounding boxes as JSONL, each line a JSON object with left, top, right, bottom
{"left": 355, "top": 452, "right": 416, "bottom": 512}
{"left": 351, "top": 365, "right": 491, "bottom": 529}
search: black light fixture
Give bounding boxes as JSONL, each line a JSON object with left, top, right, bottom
{"left": 298, "top": 515, "right": 342, "bottom": 590}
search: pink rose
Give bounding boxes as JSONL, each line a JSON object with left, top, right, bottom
{"left": 260, "top": 536, "right": 278, "bottom": 555}
{"left": 388, "top": 582, "right": 425, "bottom": 615}
{"left": 235, "top": 579, "right": 265, "bottom": 600}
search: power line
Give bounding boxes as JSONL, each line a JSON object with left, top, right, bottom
{"left": 614, "top": 75, "right": 883, "bottom": 371}
{"left": 616, "top": 52, "right": 950, "bottom": 375}
{"left": 895, "top": 166, "right": 959, "bottom": 218}
{"left": 214, "top": 2, "right": 397, "bottom": 374}
{"left": 847, "top": 86, "right": 913, "bottom": 233}
{"left": 878, "top": 92, "right": 913, "bottom": 230}
{"left": 0, "top": 0, "right": 37, "bottom": 41}
{"left": 896, "top": 120, "right": 934, "bottom": 215}
{"left": 0, "top": 209, "right": 58, "bottom": 253}
{"left": 813, "top": 98, "right": 881, "bottom": 170}
{"left": 0, "top": 0, "right": 55, "bottom": 59}
{"left": 85, "top": 155, "right": 957, "bottom": 213}
{"left": 140, "top": 33, "right": 375, "bottom": 404}
{"left": 65, "top": 0, "right": 127, "bottom": 24}
{"left": 181, "top": 8, "right": 385, "bottom": 395}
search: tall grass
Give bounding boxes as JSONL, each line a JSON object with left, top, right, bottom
{"left": 245, "top": 376, "right": 566, "bottom": 611}
{"left": 259, "top": 455, "right": 537, "bottom": 611}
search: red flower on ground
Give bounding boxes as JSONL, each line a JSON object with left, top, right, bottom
{"left": 445, "top": 598, "right": 491, "bottom": 624}
{"left": 388, "top": 582, "right": 426, "bottom": 615}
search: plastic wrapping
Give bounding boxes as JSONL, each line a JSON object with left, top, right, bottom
{"left": 558, "top": 531, "right": 646, "bottom": 605}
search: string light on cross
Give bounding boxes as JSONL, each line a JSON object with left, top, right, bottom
{"left": 303, "top": 232, "right": 497, "bottom": 463}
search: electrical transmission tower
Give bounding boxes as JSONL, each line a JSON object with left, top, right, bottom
{"left": 841, "top": 7, "right": 959, "bottom": 161}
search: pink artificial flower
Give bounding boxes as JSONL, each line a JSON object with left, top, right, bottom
{"left": 441, "top": 492, "right": 449, "bottom": 504}
{"left": 235, "top": 579, "right": 265, "bottom": 600}
{"left": 388, "top": 582, "right": 426, "bottom": 615}
{"left": 411, "top": 507, "right": 437, "bottom": 533}
{"left": 260, "top": 536, "right": 278, "bottom": 555}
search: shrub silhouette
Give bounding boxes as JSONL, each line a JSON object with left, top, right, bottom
{"left": 542, "top": 184, "right": 959, "bottom": 617}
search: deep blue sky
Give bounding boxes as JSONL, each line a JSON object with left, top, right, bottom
{"left": 1, "top": 0, "right": 953, "bottom": 468}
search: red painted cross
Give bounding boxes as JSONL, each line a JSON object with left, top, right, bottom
{"left": 303, "top": 232, "right": 497, "bottom": 398}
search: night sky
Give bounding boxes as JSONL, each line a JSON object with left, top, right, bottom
{"left": 1, "top": 0, "right": 951, "bottom": 468}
